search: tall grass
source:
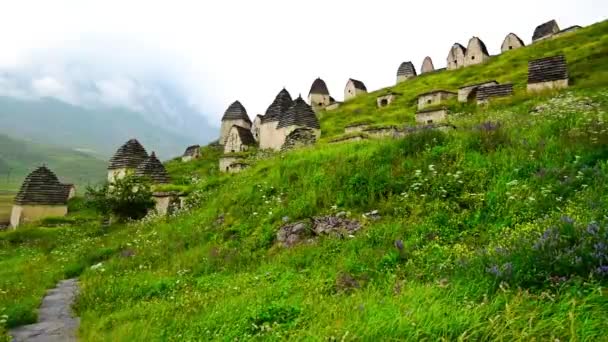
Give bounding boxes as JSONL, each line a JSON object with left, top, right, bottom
{"left": 1, "top": 20, "right": 608, "bottom": 341}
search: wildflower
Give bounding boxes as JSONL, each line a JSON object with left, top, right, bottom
{"left": 486, "top": 265, "right": 501, "bottom": 277}
{"left": 586, "top": 222, "right": 600, "bottom": 235}
{"left": 394, "top": 239, "right": 404, "bottom": 251}
{"left": 596, "top": 265, "right": 608, "bottom": 276}
{"left": 561, "top": 216, "right": 575, "bottom": 225}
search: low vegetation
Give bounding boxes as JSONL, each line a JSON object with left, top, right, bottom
{"left": 1, "top": 20, "right": 608, "bottom": 341}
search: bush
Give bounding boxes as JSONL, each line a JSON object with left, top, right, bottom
{"left": 85, "top": 175, "right": 155, "bottom": 221}
{"left": 484, "top": 217, "right": 608, "bottom": 287}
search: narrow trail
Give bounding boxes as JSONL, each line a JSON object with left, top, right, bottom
{"left": 10, "top": 279, "right": 80, "bottom": 342}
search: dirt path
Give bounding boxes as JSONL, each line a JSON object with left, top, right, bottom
{"left": 10, "top": 279, "right": 80, "bottom": 342}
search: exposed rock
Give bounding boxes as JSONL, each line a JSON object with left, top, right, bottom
{"left": 277, "top": 221, "right": 312, "bottom": 247}
{"left": 312, "top": 216, "right": 361, "bottom": 236}
{"left": 363, "top": 210, "right": 381, "bottom": 221}
{"left": 336, "top": 273, "right": 360, "bottom": 293}
{"left": 120, "top": 248, "right": 136, "bottom": 258}
{"left": 277, "top": 215, "right": 362, "bottom": 247}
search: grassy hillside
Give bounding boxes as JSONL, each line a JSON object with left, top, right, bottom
{"left": 0, "top": 134, "right": 106, "bottom": 191}
{"left": 1, "top": 20, "right": 608, "bottom": 341}
{"left": 319, "top": 21, "right": 608, "bottom": 138}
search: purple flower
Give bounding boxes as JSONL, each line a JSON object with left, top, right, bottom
{"left": 596, "top": 265, "right": 608, "bottom": 276}
{"left": 494, "top": 247, "right": 507, "bottom": 255}
{"left": 502, "top": 262, "right": 513, "bottom": 276}
{"left": 586, "top": 222, "right": 600, "bottom": 236}
{"left": 561, "top": 216, "right": 575, "bottom": 225}
{"left": 486, "top": 265, "right": 501, "bottom": 277}
{"left": 394, "top": 239, "right": 404, "bottom": 251}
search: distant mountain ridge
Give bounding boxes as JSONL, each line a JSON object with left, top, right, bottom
{"left": 0, "top": 133, "right": 106, "bottom": 191}
{"left": 0, "top": 96, "right": 214, "bottom": 159}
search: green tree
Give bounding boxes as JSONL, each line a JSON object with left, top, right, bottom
{"left": 85, "top": 175, "right": 155, "bottom": 222}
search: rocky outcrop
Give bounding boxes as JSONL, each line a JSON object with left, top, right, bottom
{"left": 277, "top": 216, "right": 362, "bottom": 247}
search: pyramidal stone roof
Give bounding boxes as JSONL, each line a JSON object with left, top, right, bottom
{"left": 108, "top": 139, "right": 149, "bottom": 170}
{"left": 528, "top": 55, "right": 568, "bottom": 84}
{"left": 397, "top": 62, "right": 417, "bottom": 77}
{"left": 263, "top": 88, "right": 293, "bottom": 123}
{"left": 14, "top": 166, "right": 69, "bottom": 205}
{"left": 277, "top": 96, "right": 320, "bottom": 129}
{"left": 135, "top": 152, "right": 170, "bottom": 183}
{"left": 221, "top": 101, "right": 251, "bottom": 123}
{"left": 348, "top": 79, "right": 367, "bottom": 91}
{"left": 231, "top": 125, "right": 256, "bottom": 146}
{"left": 309, "top": 78, "right": 330, "bottom": 95}
{"left": 533, "top": 20, "right": 560, "bottom": 41}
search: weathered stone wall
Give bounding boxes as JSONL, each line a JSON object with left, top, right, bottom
{"left": 396, "top": 74, "right": 415, "bottom": 83}
{"left": 458, "top": 81, "right": 498, "bottom": 102}
{"left": 10, "top": 204, "right": 68, "bottom": 228}
{"left": 362, "top": 126, "right": 400, "bottom": 139}
{"left": 259, "top": 121, "right": 282, "bottom": 150}
{"left": 219, "top": 119, "right": 251, "bottom": 145}
{"left": 464, "top": 37, "right": 490, "bottom": 67}
{"left": 282, "top": 128, "right": 318, "bottom": 151}
{"left": 227, "top": 163, "right": 249, "bottom": 173}
{"left": 308, "top": 94, "right": 331, "bottom": 112}
{"left": 224, "top": 128, "right": 251, "bottom": 154}
{"left": 377, "top": 94, "right": 396, "bottom": 108}
{"left": 153, "top": 192, "right": 182, "bottom": 216}
{"left": 345, "top": 124, "right": 370, "bottom": 134}
{"left": 416, "top": 109, "right": 448, "bottom": 124}
{"left": 418, "top": 92, "right": 455, "bottom": 110}
{"left": 527, "top": 79, "right": 569, "bottom": 92}
{"left": 329, "top": 135, "right": 368, "bottom": 144}
{"left": 501, "top": 33, "right": 524, "bottom": 52}
{"left": 447, "top": 44, "right": 466, "bottom": 70}
{"left": 251, "top": 116, "right": 263, "bottom": 142}
{"left": 421, "top": 57, "right": 435, "bottom": 74}
{"left": 219, "top": 156, "right": 246, "bottom": 173}
{"left": 344, "top": 82, "right": 367, "bottom": 101}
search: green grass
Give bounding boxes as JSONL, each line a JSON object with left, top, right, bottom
{"left": 0, "top": 134, "right": 106, "bottom": 192}
{"left": 1, "top": 19, "right": 608, "bottom": 341}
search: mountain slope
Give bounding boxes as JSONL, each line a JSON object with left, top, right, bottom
{"left": 0, "top": 97, "right": 212, "bottom": 159}
{"left": 0, "top": 133, "right": 106, "bottom": 190}
{"left": 2, "top": 19, "right": 608, "bottom": 341}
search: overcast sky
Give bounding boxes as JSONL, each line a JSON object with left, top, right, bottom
{"left": 0, "top": 0, "right": 606, "bottom": 125}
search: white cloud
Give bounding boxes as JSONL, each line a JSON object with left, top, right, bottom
{"left": 95, "top": 78, "right": 144, "bottom": 112}
{"left": 0, "top": 0, "right": 605, "bottom": 124}
{"left": 31, "top": 77, "right": 70, "bottom": 100}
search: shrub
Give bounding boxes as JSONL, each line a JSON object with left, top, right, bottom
{"left": 85, "top": 176, "right": 155, "bottom": 221}
{"left": 484, "top": 217, "right": 608, "bottom": 287}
